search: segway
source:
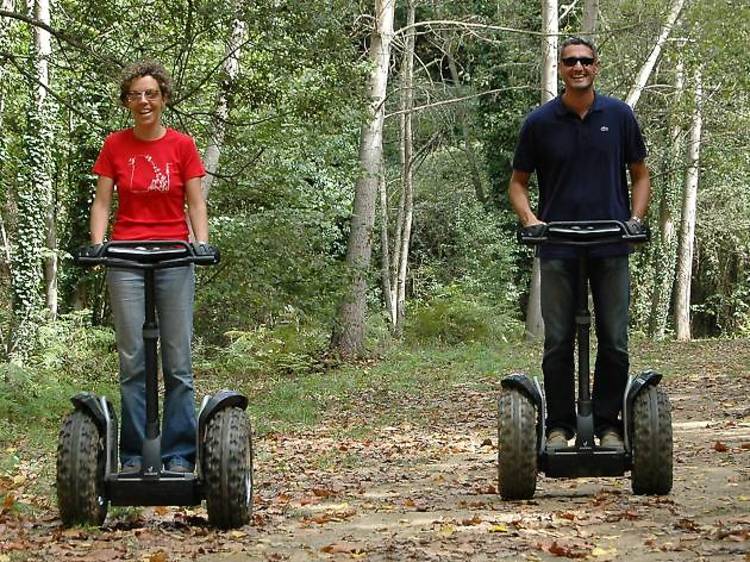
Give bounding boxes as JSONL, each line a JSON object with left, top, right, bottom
{"left": 497, "top": 220, "right": 673, "bottom": 499}
{"left": 56, "top": 241, "right": 253, "bottom": 529}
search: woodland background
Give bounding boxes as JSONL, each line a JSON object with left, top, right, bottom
{"left": 0, "top": 0, "right": 748, "bottom": 411}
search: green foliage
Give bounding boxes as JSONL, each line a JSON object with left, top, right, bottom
{"left": 404, "top": 286, "right": 521, "bottom": 345}
{"left": 203, "top": 323, "right": 328, "bottom": 380}
{"left": 0, "top": 313, "right": 118, "bottom": 444}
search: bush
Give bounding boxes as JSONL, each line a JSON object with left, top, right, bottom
{"left": 202, "top": 321, "right": 329, "bottom": 380}
{"left": 404, "top": 287, "right": 521, "bottom": 345}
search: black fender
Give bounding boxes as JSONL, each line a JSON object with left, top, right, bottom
{"left": 70, "top": 392, "right": 118, "bottom": 476}
{"left": 623, "top": 370, "right": 663, "bottom": 452}
{"left": 196, "top": 390, "right": 249, "bottom": 476}
{"left": 500, "top": 373, "right": 546, "bottom": 455}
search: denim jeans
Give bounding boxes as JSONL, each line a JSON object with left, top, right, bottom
{"left": 107, "top": 265, "right": 196, "bottom": 468}
{"left": 540, "top": 255, "right": 629, "bottom": 437}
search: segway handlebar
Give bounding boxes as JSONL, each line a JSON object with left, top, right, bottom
{"left": 517, "top": 220, "right": 650, "bottom": 247}
{"left": 73, "top": 240, "right": 220, "bottom": 270}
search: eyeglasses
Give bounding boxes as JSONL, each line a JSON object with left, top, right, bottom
{"left": 125, "top": 89, "right": 161, "bottom": 102}
{"left": 561, "top": 56, "right": 595, "bottom": 67}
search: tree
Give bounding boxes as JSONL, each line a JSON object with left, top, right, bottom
{"left": 674, "top": 68, "right": 702, "bottom": 341}
{"left": 201, "top": 1, "right": 245, "bottom": 200}
{"left": 331, "top": 0, "right": 396, "bottom": 357}
{"left": 625, "top": 0, "right": 686, "bottom": 109}
{"left": 9, "top": 0, "right": 55, "bottom": 360}
{"left": 524, "top": 0, "right": 557, "bottom": 341}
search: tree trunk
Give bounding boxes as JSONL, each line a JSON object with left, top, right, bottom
{"left": 331, "top": 0, "right": 395, "bottom": 357}
{"left": 525, "top": 0, "right": 558, "bottom": 341}
{"left": 648, "top": 57, "right": 684, "bottom": 338}
{"left": 582, "top": 0, "right": 598, "bottom": 35}
{"left": 446, "top": 49, "right": 486, "bottom": 204}
{"left": 625, "top": 0, "right": 685, "bottom": 109}
{"left": 10, "top": 0, "right": 54, "bottom": 360}
{"left": 378, "top": 167, "right": 395, "bottom": 324}
{"left": 201, "top": 6, "right": 245, "bottom": 200}
{"left": 0, "top": 0, "right": 12, "bottom": 277}
{"left": 32, "top": 0, "right": 57, "bottom": 318}
{"left": 394, "top": 0, "right": 415, "bottom": 333}
{"left": 674, "top": 68, "right": 702, "bottom": 341}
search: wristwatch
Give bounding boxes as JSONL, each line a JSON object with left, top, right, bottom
{"left": 629, "top": 216, "right": 642, "bottom": 225}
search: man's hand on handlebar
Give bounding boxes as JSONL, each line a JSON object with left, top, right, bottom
{"left": 520, "top": 222, "right": 548, "bottom": 238}
{"left": 624, "top": 217, "right": 646, "bottom": 236}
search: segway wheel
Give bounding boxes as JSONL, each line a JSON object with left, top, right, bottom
{"left": 631, "top": 385, "right": 673, "bottom": 495}
{"left": 203, "top": 407, "right": 253, "bottom": 529}
{"left": 56, "top": 410, "right": 108, "bottom": 526}
{"left": 497, "top": 390, "right": 537, "bottom": 500}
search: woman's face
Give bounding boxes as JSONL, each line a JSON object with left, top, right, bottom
{"left": 124, "top": 75, "right": 166, "bottom": 129}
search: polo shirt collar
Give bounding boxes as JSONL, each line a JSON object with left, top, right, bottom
{"left": 554, "top": 90, "right": 603, "bottom": 117}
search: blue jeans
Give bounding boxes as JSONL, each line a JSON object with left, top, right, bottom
{"left": 540, "top": 256, "right": 629, "bottom": 437}
{"left": 107, "top": 265, "right": 196, "bottom": 469}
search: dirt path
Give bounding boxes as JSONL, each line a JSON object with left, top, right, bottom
{"left": 1, "top": 344, "right": 749, "bottom": 561}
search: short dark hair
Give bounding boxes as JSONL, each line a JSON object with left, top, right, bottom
{"left": 119, "top": 60, "right": 173, "bottom": 105}
{"left": 558, "top": 36, "right": 598, "bottom": 61}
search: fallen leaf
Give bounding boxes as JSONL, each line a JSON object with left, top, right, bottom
{"left": 714, "top": 441, "right": 729, "bottom": 452}
{"left": 320, "top": 542, "right": 365, "bottom": 554}
{"left": 543, "top": 540, "right": 590, "bottom": 558}
{"left": 438, "top": 524, "right": 456, "bottom": 537}
{"left": 148, "top": 552, "right": 168, "bottom": 562}
{"left": 489, "top": 524, "right": 508, "bottom": 533}
{"left": 591, "top": 547, "right": 618, "bottom": 557}
{"left": 460, "top": 515, "right": 482, "bottom": 526}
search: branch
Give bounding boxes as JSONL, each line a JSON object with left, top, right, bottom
{"left": 385, "top": 85, "right": 534, "bottom": 119}
{"left": 0, "top": 9, "right": 122, "bottom": 67}
{"left": 4, "top": 52, "right": 110, "bottom": 133}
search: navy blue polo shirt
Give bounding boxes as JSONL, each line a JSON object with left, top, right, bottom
{"left": 512, "top": 92, "right": 647, "bottom": 258}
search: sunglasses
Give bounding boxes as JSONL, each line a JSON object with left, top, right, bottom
{"left": 561, "top": 56, "right": 595, "bottom": 67}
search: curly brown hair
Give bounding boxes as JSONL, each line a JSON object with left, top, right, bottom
{"left": 119, "top": 60, "right": 173, "bottom": 105}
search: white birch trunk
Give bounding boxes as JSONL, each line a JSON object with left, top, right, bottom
{"left": 332, "top": 0, "right": 395, "bottom": 357}
{"left": 379, "top": 168, "right": 396, "bottom": 324}
{"left": 202, "top": 8, "right": 245, "bottom": 200}
{"left": 395, "top": 0, "right": 415, "bottom": 333}
{"left": 526, "top": 0, "right": 558, "bottom": 341}
{"left": 31, "top": 0, "right": 57, "bottom": 318}
{"left": 674, "top": 68, "right": 702, "bottom": 341}
{"left": 625, "top": 0, "right": 685, "bottom": 109}
{"left": 649, "top": 57, "right": 684, "bottom": 338}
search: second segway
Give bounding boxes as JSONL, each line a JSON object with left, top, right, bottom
{"left": 497, "top": 220, "right": 673, "bottom": 499}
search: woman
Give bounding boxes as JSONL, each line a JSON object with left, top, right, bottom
{"left": 90, "top": 60, "right": 208, "bottom": 473}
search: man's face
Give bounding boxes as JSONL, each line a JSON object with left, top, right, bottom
{"left": 559, "top": 44, "right": 598, "bottom": 92}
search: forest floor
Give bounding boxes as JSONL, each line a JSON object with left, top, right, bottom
{"left": 1, "top": 339, "right": 749, "bottom": 561}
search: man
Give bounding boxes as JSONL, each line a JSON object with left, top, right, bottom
{"left": 508, "top": 36, "right": 651, "bottom": 450}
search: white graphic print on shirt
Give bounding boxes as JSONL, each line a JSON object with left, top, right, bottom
{"left": 128, "top": 154, "right": 171, "bottom": 193}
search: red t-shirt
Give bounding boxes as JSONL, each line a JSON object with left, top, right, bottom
{"left": 93, "top": 128, "right": 205, "bottom": 240}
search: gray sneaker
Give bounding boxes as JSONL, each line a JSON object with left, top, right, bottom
{"left": 120, "top": 461, "right": 142, "bottom": 474}
{"left": 599, "top": 429, "right": 624, "bottom": 450}
{"left": 546, "top": 429, "right": 568, "bottom": 451}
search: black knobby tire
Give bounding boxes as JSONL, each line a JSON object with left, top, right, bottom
{"left": 497, "top": 390, "right": 538, "bottom": 500}
{"left": 631, "top": 385, "right": 673, "bottom": 495}
{"left": 203, "top": 407, "right": 253, "bottom": 529}
{"left": 56, "top": 410, "right": 108, "bottom": 526}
